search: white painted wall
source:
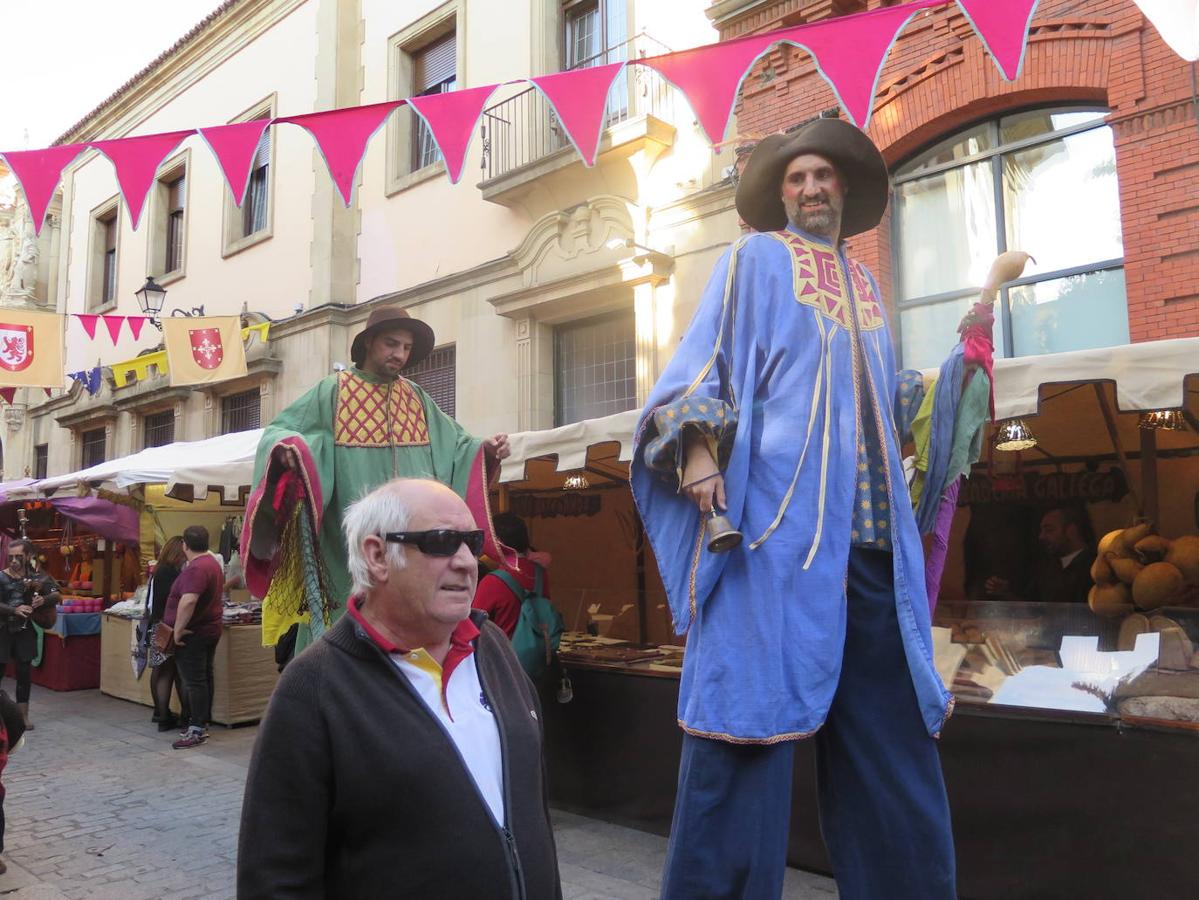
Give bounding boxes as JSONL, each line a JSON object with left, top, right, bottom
{"left": 58, "top": 1, "right": 320, "bottom": 375}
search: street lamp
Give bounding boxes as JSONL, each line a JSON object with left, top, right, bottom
{"left": 134, "top": 276, "right": 205, "bottom": 331}
{"left": 134, "top": 276, "right": 167, "bottom": 327}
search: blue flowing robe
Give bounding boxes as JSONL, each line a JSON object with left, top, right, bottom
{"left": 631, "top": 225, "right": 953, "bottom": 743}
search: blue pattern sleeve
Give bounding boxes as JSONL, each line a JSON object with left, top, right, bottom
{"left": 641, "top": 397, "right": 738, "bottom": 491}
{"left": 894, "top": 369, "right": 925, "bottom": 444}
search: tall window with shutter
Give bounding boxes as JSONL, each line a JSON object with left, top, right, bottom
{"left": 243, "top": 127, "right": 271, "bottom": 237}
{"left": 164, "top": 172, "right": 186, "bottom": 273}
{"left": 412, "top": 32, "right": 456, "bottom": 172}
{"left": 101, "top": 212, "right": 117, "bottom": 305}
{"left": 81, "top": 428, "right": 107, "bottom": 468}
{"left": 405, "top": 345, "right": 457, "bottom": 417}
{"left": 87, "top": 198, "right": 120, "bottom": 310}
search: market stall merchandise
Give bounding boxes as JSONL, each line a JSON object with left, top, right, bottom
{"left": 0, "top": 489, "right": 144, "bottom": 691}
{"left": 14, "top": 431, "right": 269, "bottom": 716}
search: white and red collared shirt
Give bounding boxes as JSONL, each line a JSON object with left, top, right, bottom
{"left": 347, "top": 596, "right": 505, "bottom": 826}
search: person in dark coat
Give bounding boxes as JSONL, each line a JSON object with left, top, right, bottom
{"left": 0, "top": 540, "right": 61, "bottom": 730}
{"left": 237, "top": 479, "right": 560, "bottom": 899}
{"left": 985, "top": 506, "right": 1097, "bottom": 604}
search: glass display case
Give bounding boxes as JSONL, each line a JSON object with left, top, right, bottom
{"left": 933, "top": 600, "right": 1199, "bottom": 726}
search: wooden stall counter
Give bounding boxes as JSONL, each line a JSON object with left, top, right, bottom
{"left": 100, "top": 613, "right": 279, "bottom": 725}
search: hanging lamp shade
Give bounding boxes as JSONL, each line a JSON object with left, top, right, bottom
{"left": 1138, "top": 409, "right": 1187, "bottom": 431}
{"left": 562, "top": 473, "right": 590, "bottom": 491}
{"left": 993, "top": 418, "right": 1038, "bottom": 452}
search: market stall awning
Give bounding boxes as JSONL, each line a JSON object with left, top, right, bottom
{"left": 989, "top": 338, "right": 1199, "bottom": 422}
{"left": 0, "top": 479, "right": 36, "bottom": 503}
{"left": 14, "top": 429, "right": 264, "bottom": 500}
{"left": 498, "top": 409, "right": 639, "bottom": 485}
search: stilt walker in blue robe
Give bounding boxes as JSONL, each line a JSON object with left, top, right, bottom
{"left": 631, "top": 118, "right": 957, "bottom": 899}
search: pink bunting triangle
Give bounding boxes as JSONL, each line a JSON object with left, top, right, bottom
{"left": 956, "top": 0, "right": 1040, "bottom": 80}
{"left": 0, "top": 389, "right": 14, "bottom": 405}
{"left": 639, "top": 34, "right": 777, "bottom": 146}
{"left": 788, "top": 1, "right": 931, "bottom": 128}
{"left": 198, "top": 119, "right": 271, "bottom": 206}
{"left": 128, "top": 316, "right": 148, "bottom": 341}
{"left": 530, "top": 63, "right": 625, "bottom": 166}
{"left": 101, "top": 315, "right": 125, "bottom": 345}
{"left": 76, "top": 314, "right": 100, "bottom": 340}
{"left": 407, "top": 85, "right": 498, "bottom": 184}
{"left": 280, "top": 101, "right": 404, "bottom": 205}
{"left": 43, "top": 388, "right": 54, "bottom": 398}
{"left": 90, "top": 130, "right": 193, "bottom": 229}
{"left": 0, "top": 144, "right": 87, "bottom": 236}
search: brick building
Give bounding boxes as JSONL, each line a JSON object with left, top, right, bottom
{"left": 711, "top": 0, "right": 1199, "bottom": 367}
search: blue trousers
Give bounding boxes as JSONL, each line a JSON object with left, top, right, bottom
{"left": 661, "top": 548, "right": 956, "bottom": 900}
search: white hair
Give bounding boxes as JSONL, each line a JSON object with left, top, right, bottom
{"left": 342, "top": 482, "right": 412, "bottom": 595}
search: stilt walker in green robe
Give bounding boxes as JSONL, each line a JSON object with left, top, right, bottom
{"left": 241, "top": 307, "right": 509, "bottom": 651}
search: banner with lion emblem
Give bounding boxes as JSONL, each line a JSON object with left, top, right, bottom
{"left": 0, "top": 310, "right": 64, "bottom": 388}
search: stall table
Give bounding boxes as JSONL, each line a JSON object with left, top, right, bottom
{"left": 544, "top": 641, "right": 1199, "bottom": 900}
{"left": 99, "top": 613, "right": 278, "bottom": 725}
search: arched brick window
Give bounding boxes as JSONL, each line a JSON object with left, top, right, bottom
{"left": 892, "top": 107, "right": 1127, "bottom": 368}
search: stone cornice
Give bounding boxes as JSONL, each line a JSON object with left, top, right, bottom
{"left": 258, "top": 303, "right": 357, "bottom": 343}
{"left": 112, "top": 385, "right": 193, "bottom": 413}
{"left": 362, "top": 255, "right": 518, "bottom": 312}
{"left": 56, "top": 0, "right": 309, "bottom": 145}
{"left": 55, "top": 403, "right": 119, "bottom": 431}
{"left": 650, "top": 182, "right": 736, "bottom": 231}
{"left": 706, "top": 0, "right": 774, "bottom": 28}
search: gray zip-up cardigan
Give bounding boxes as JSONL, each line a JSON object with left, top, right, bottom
{"left": 237, "top": 610, "right": 561, "bottom": 899}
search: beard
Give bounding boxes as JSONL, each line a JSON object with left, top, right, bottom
{"left": 783, "top": 195, "right": 841, "bottom": 239}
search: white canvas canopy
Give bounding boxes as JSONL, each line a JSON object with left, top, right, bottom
{"left": 14, "top": 338, "right": 1196, "bottom": 499}
{"left": 498, "top": 409, "right": 639, "bottom": 484}
{"left": 988, "top": 337, "right": 1199, "bottom": 421}
{"left": 16, "top": 429, "right": 263, "bottom": 499}
{"left": 499, "top": 338, "right": 1199, "bottom": 485}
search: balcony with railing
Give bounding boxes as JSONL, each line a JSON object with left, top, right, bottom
{"left": 479, "top": 34, "right": 679, "bottom": 204}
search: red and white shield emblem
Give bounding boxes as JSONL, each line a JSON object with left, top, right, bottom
{"left": 0, "top": 323, "right": 33, "bottom": 372}
{"left": 189, "top": 328, "right": 224, "bottom": 370}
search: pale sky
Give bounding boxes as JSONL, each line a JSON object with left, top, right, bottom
{"left": 1, "top": 0, "right": 226, "bottom": 151}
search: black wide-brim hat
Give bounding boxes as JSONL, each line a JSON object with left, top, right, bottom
{"left": 735, "top": 117, "right": 889, "bottom": 238}
{"left": 350, "top": 306, "right": 436, "bottom": 371}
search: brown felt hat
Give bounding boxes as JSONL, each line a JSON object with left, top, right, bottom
{"left": 735, "top": 117, "right": 889, "bottom": 238}
{"left": 350, "top": 306, "right": 436, "bottom": 370}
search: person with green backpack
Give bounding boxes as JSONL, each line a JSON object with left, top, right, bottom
{"left": 473, "top": 513, "right": 565, "bottom": 684}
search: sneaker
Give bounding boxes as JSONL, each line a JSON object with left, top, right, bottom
{"left": 172, "top": 729, "right": 208, "bottom": 750}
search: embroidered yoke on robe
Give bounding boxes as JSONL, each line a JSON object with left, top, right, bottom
{"left": 631, "top": 225, "right": 953, "bottom": 743}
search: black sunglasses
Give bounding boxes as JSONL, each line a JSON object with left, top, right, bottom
{"left": 384, "top": 529, "right": 484, "bottom": 558}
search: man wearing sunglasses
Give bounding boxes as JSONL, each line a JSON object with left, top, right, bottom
{"left": 239, "top": 478, "right": 559, "bottom": 900}
{"left": 242, "top": 306, "right": 512, "bottom": 660}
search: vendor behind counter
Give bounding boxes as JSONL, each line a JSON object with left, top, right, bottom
{"left": 975, "top": 506, "right": 1096, "bottom": 605}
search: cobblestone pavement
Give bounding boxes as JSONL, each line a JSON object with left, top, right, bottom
{"left": 0, "top": 685, "right": 837, "bottom": 899}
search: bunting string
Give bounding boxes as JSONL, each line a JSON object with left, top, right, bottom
{"left": 0, "top": 0, "right": 1054, "bottom": 235}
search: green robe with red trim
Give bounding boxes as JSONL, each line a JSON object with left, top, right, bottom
{"left": 243, "top": 366, "right": 485, "bottom": 649}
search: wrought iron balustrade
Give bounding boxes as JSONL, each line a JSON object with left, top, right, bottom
{"left": 480, "top": 34, "right": 675, "bottom": 182}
